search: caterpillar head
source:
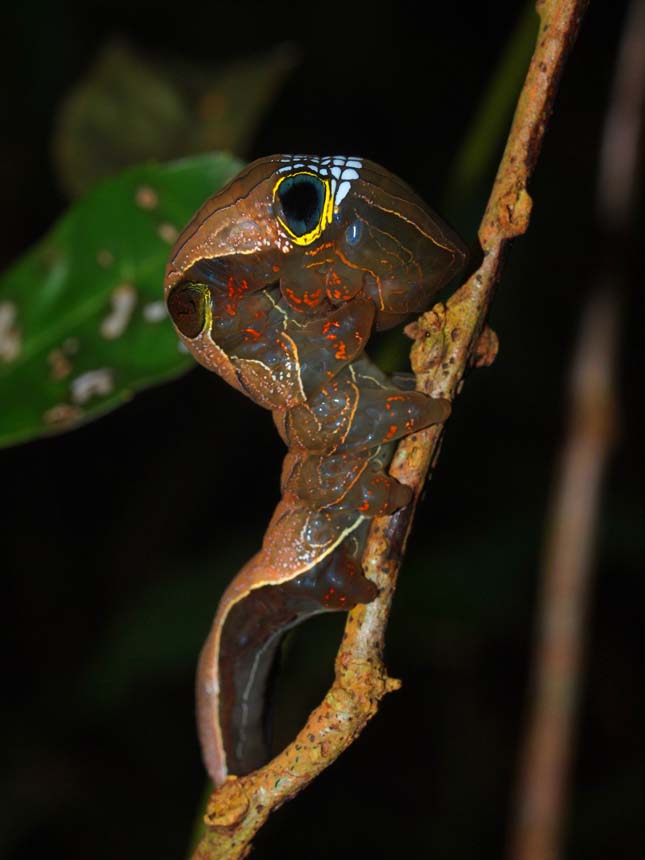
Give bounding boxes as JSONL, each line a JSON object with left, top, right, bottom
{"left": 164, "top": 154, "right": 468, "bottom": 372}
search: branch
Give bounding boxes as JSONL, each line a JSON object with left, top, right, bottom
{"left": 509, "top": 290, "right": 619, "bottom": 860}
{"left": 509, "top": 2, "right": 645, "bottom": 857}
{"left": 192, "top": 3, "right": 589, "bottom": 857}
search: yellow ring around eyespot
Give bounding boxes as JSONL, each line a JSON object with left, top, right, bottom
{"left": 201, "top": 284, "right": 213, "bottom": 334}
{"left": 272, "top": 171, "right": 333, "bottom": 246}
{"left": 187, "top": 283, "right": 213, "bottom": 337}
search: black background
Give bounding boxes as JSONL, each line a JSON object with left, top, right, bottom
{"left": 2, "top": 2, "right": 643, "bottom": 858}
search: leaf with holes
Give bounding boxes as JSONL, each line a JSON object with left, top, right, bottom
{"left": 0, "top": 152, "right": 243, "bottom": 448}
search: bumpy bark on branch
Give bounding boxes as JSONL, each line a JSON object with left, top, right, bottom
{"left": 192, "top": 3, "right": 590, "bottom": 857}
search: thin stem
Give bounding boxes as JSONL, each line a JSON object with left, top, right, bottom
{"left": 509, "top": 3, "right": 645, "bottom": 858}
{"left": 509, "top": 292, "right": 619, "bottom": 860}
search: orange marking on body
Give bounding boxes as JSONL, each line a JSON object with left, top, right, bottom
{"left": 385, "top": 424, "right": 398, "bottom": 440}
{"left": 225, "top": 276, "right": 250, "bottom": 317}
{"left": 244, "top": 327, "right": 261, "bottom": 340}
{"left": 333, "top": 247, "right": 385, "bottom": 310}
{"left": 276, "top": 336, "right": 294, "bottom": 360}
{"left": 358, "top": 501, "right": 370, "bottom": 512}
{"left": 227, "top": 276, "right": 249, "bottom": 298}
{"left": 305, "top": 241, "right": 334, "bottom": 257}
{"left": 284, "top": 287, "right": 303, "bottom": 305}
{"left": 385, "top": 395, "right": 407, "bottom": 411}
{"left": 304, "top": 258, "right": 335, "bottom": 271}
{"left": 322, "top": 320, "right": 340, "bottom": 335}
{"left": 327, "top": 282, "right": 354, "bottom": 301}
{"left": 335, "top": 341, "right": 348, "bottom": 360}
{"left": 302, "top": 289, "right": 322, "bottom": 307}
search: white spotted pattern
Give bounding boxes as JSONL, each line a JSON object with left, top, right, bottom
{"left": 276, "top": 154, "right": 363, "bottom": 212}
{"left": 70, "top": 369, "right": 114, "bottom": 404}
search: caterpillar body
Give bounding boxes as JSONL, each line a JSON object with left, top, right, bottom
{"left": 164, "top": 154, "right": 468, "bottom": 786}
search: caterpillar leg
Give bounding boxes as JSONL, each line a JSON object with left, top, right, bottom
{"left": 344, "top": 387, "right": 449, "bottom": 450}
{"left": 278, "top": 373, "right": 449, "bottom": 454}
{"left": 285, "top": 449, "right": 413, "bottom": 516}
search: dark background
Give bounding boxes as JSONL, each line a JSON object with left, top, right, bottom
{"left": 2, "top": 2, "right": 643, "bottom": 858}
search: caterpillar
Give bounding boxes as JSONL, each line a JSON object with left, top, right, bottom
{"left": 164, "top": 154, "right": 468, "bottom": 787}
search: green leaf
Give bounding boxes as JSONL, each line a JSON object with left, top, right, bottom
{"left": 0, "top": 152, "right": 243, "bottom": 448}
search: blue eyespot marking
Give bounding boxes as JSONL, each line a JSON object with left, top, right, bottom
{"left": 345, "top": 221, "right": 362, "bottom": 246}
